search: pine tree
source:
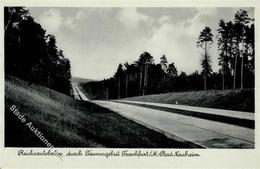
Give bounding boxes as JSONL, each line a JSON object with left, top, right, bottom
{"left": 234, "top": 9, "right": 250, "bottom": 89}
{"left": 217, "top": 19, "right": 232, "bottom": 90}
{"left": 160, "top": 55, "right": 168, "bottom": 72}
{"left": 197, "top": 26, "right": 213, "bottom": 90}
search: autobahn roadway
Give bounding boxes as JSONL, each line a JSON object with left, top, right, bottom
{"left": 71, "top": 83, "right": 254, "bottom": 148}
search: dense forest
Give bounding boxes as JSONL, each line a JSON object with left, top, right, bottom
{"left": 4, "top": 7, "right": 71, "bottom": 95}
{"left": 84, "top": 9, "right": 254, "bottom": 100}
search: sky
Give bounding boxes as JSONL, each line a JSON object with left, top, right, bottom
{"left": 28, "top": 7, "right": 254, "bottom": 80}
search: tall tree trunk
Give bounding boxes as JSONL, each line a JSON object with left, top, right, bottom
{"left": 143, "top": 64, "right": 148, "bottom": 96}
{"left": 233, "top": 43, "right": 239, "bottom": 89}
{"left": 222, "top": 67, "right": 225, "bottom": 90}
{"left": 222, "top": 43, "right": 228, "bottom": 90}
{"left": 222, "top": 54, "right": 225, "bottom": 91}
{"left": 117, "top": 78, "right": 120, "bottom": 99}
{"left": 240, "top": 41, "right": 244, "bottom": 89}
{"left": 204, "top": 75, "right": 207, "bottom": 90}
{"left": 229, "top": 39, "right": 233, "bottom": 89}
{"left": 106, "top": 87, "right": 109, "bottom": 100}
{"left": 146, "top": 64, "right": 148, "bottom": 94}
{"left": 233, "top": 54, "right": 237, "bottom": 89}
{"left": 102, "top": 81, "right": 105, "bottom": 99}
{"left": 125, "top": 73, "right": 128, "bottom": 97}
{"left": 142, "top": 66, "right": 145, "bottom": 96}
{"left": 204, "top": 42, "right": 207, "bottom": 90}
{"left": 139, "top": 66, "right": 143, "bottom": 96}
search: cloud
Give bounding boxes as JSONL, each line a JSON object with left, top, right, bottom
{"left": 75, "top": 10, "right": 85, "bottom": 20}
{"left": 70, "top": 7, "right": 221, "bottom": 78}
{"left": 142, "top": 8, "right": 220, "bottom": 74}
{"left": 30, "top": 7, "right": 245, "bottom": 79}
{"left": 63, "top": 17, "right": 76, "bottom": 29}
{"left": 181, "top": 8, "right": 218, "bottom": 37}
{"left": 117, "top": 8, "right": 151, "bottom": 29}
{"left": 143, "top": 22, "right": 201, "bottom": 74}
{"left": 39, "top": 8, "right": 78, "bottom": 34}
{"left": 39, "top": 9, "right": 64, "bottom": 33}
{"left": 158, "top": 15, "right": 171, "bottom": 24}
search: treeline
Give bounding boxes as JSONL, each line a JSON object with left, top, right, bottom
{"left": 197, "top": 9, "right": 254, "bottom": 90}
{"left": 4, "top": 7, "right": 71, "bottom": 95}
{"left": 84, "top": 9, "right": 254, "bottom": 100}
{"left": 217, "top": 9, "right": 254, "bottom": 90}
{"left": 84, "top": 52, "right": 219, "bottom": 100}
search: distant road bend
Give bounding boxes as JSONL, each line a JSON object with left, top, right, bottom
{"left": 71, "top": 84, "right": 254, "bottom": 148}
{"left": 71, "top": 82, "right": 89, "bottom": 101}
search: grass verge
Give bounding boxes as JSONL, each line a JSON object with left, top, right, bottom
{"left": 5, "top": 75, "right": 197, "bottom": 148}
{"left": 123, "top": 89, "right": 254, "bottom": 112}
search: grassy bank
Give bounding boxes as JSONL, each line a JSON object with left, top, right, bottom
{"left": 123, "top": 89, "right": 254, "bottom": 112}
{"left": 5, "top": 75, "right": 195, "bottom": 148}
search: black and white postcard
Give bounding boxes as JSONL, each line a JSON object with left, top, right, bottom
{"left": 0, "top": 0, "right": 260, "bottom": 168}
